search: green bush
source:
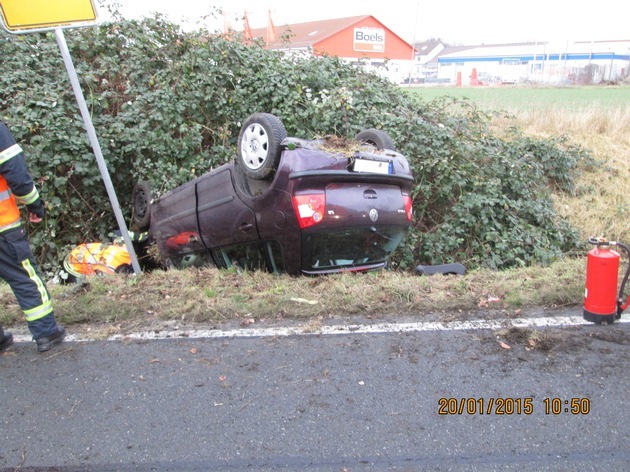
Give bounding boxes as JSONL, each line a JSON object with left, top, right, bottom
{"left": 0, "top": 14, "right": 588, "bottom": 274}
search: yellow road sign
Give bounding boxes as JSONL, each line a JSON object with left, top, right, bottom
{"left": 0, "top": 0, "right": 97, "bottom": 33}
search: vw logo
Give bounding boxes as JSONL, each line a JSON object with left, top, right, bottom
{"left": 369, "top": 209, "right": 379, "bottom": 222}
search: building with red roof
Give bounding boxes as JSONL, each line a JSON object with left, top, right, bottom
{"left": 248, "top": 15, "right": 415, "bottom": 83}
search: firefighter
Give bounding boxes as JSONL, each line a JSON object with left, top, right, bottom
{"left": 0, "top": 121, "right": 65, "bottom": 352}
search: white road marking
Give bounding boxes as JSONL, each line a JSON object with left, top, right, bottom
{"left": 12, "top": 315, "right": 630, "bottom": 343}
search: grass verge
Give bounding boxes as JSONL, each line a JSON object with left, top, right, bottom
{"left": 0, "top": 257, "right": 587, "bottom": 332}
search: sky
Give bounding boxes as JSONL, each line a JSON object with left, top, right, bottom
{"left": 107, "top": 0, "right": 630, "bottom": 45}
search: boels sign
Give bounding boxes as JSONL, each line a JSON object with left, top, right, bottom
{"left": 353, "top": 27, "right": 385, "bottom": 53}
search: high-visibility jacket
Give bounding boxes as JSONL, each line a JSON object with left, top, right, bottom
{"left": 0, "top": 175, "right": 20, "bottom": 232}
{"left": 0, "top": 122, "right": 40, "bottom": 233}
{"left": 63, "top": 243, "right": 132, "bottom": 278}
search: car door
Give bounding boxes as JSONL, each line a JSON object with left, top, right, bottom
{"left": 195, "top": 166, "right": 259, "bottom": 248}
{"left": 151, "top": 181, "right": 209, "bottom": 267}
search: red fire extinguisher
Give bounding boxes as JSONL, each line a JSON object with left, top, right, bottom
{"left": 583, "top": 237, "right": 630, "bottom": 324}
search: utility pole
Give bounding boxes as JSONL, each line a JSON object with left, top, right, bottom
{"left": 408, "top": 1, "right": 420, "bottom": 84}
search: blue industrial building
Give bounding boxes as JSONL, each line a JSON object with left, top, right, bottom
{"left": 413, "top": 40, "right": 630, "bottom": 85}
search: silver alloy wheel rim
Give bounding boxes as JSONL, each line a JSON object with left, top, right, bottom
{"left": 240, "top": 123, "right": 269, "bottom": 170}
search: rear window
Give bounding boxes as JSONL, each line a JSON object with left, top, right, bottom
{"left": 211, "top": 241, "right": 285, "bottom": 273}
{"left": 301, "top": 226, "right": 405, "bottom": 272}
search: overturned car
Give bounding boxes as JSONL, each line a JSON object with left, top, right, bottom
{"left": 131, "top": 113, "right": 414, "bottom": 275}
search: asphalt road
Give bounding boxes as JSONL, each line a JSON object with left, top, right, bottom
{"left": 1, "top": 310, "right": 630, "bottom": 471}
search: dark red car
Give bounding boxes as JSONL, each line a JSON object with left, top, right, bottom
{"left": 131, "top": 113, "right": 414, "bottom": 275}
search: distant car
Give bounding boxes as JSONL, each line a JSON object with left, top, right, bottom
{"left": 131, "top": 113, "right": 414, "bottom": 275}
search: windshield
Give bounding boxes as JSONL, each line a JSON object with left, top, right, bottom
{"left": 301, "top": 226, "right": 406, "bottom": 272}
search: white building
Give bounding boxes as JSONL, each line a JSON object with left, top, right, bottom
{"left": 427, "top": 40, "right": 630, "bottom": 85}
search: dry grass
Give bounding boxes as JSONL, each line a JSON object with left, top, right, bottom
{"left": 501, "top": 104, "right": 630, "bottom": 243}
{"left": 0, "top": 257, "right": 587, "bottom": 331}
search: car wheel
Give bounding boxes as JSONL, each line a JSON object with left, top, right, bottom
{"left": 355, "top": 129, "right": 396, "bottom": 151}
{"left": 115, "top": 263, "right": 133, "bottom": 274}
{"left": 237, "top": 113, "right": 287, "bottom": 180}
{"left": 131, "top": 181, "right": 152, "bottom": 230}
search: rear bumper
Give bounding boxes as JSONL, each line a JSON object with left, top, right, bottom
{"left": 302, "top": 261, "right": 387, "bottom": 275}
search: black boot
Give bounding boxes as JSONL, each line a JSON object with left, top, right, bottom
{"left": 0, "top": 326, "right": 13, "bottom": 352}
{"left": 36, "top": 327, "right": 66, "bottom": 353}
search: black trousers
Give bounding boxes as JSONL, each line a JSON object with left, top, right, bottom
{"left": 0, "top": 226, "right": 57, "bottom": 339}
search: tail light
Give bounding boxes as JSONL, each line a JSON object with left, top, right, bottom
{"left": 292, "top": 193, "right": 326, "bottom": 229}
{"left": 403, "top": 194, "right": 413, "bottom": 222}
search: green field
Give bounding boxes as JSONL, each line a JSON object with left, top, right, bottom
{"left": 403, "top": 85, "right": 630, "bottom": 112}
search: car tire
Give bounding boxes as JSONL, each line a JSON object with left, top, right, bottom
{"left": 237, "top": 113, "right": 287, "bottom": 180}
{"left": 115, "top": 263, "right": 133, "bottom": 274}
{"left": 131, "top": 181, "right": 152, "bottom": 230}
{"left": 355, "top": 129, "right": 396, "bottom": 151}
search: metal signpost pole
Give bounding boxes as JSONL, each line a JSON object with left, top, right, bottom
{"left": 54, "top": 28, "right": 142, "bottom": 275}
